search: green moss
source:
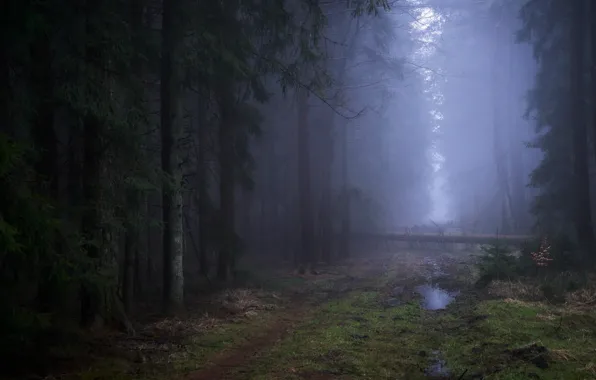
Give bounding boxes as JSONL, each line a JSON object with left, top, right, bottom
{"left": 241, "top": 291, "right": 432, "bottom": 379}
{"left": 235, "top": 288, "right": 596, "bottom": 380}
{"left": 439, "top": 300, "right": 596, "bottom": 379}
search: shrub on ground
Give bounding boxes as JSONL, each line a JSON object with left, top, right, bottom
{"left": 475, "top": 236, "right": 592, "bottom": 301}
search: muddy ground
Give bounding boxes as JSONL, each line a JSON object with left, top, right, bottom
{"left": 17, "top": 249, "right": 596, "bottom": 380}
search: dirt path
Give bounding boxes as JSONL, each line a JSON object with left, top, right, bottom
{"left": 185, "top": 256, "right": 393, "bottom": 380}
{"left": 185, "top": 306, "right": 313, "bottom": 380}
{"left": 181, "top": 251, "right": 467, "bottom": 380}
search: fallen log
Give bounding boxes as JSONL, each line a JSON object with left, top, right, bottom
{"left": 352, "top": 232, "right": 533, "bottom": 245}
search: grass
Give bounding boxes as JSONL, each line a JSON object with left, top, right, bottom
{"left": 439, "top": 298, "right": 596, "bottom": 379}
{"left": 239, "top": 291, "right": 430, "bottom": 379}
{"left": 20, "top": 251, "right": 596, "bottom": 380}
{"left": 226, "top": 288, "right": 596, "bottom": 379}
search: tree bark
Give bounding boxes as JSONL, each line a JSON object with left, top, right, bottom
{"left": 591, "top": 0, "right": 596, "bottom": 162}
{"left": 339, "top": 116, "right": 351, "bottom": 258}
{"left": 197, "top": 91, "right": 209, "bottom": 276}
{"left": 30, "top": 25, "right": 59, "bottom": 312}
{"left": 318, "top": 112, "right": 334, "bottom": 264}
{"left": 217, "top": 87, "right": 236, "bottom": 281}
{"left": 571, "top": 0, "right": 594, "bottom": 244}
{"left": 297, "top": 89, "right": 315, "bottom": 273}
{"left": 160, "top": 0, "right": 184, "bottom": 313}
{"left": 336, "top": 17, "right": 360, "bottom": 259}
{"left": 80, "top": 0, "right": 105, "bottom": 328}
{"left": 123, "top": 190, "right": 139, "bottom": 314}
{"left": 491, "top": 21, "right": 514, "bottom": 234}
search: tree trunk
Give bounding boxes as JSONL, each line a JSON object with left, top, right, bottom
{"left": 571, "top": 0, "right": 594, "bottom": 244}
{"left": 160, "top": 0, "right": 184, "bottom": 313}
{"left": 492, "top": 22, "right": 514, "bottom": 234}
{"left": 145, "top": 196, "right": 154, "bottom": 290}
{"left": 297, "top": 89, "right": 315, "bottom": 273}
{"left": 123, "top": 190, "right": 139, "bottom": 314}
{"left": 339, "top": 118, "right": 351, "bottom": 258}
{"left": 80, "top": 118, "right": 103, "bottom": 327}
{"left": 318, "top": 112, "right": 334, "bottom": 264}
{"left": 334, "top": 17, "right": 359, "bottom": 259}
{"left": 122, "top": 0, "right": 146, "bottom": 315}
{"left": 197, "top": 91, "right": 209, "bottom": 276}
{"left": 80, "top": 0, "right": 105, "bottom": 328}
{"left": 217, "top": 87, "right": 236, "bottom": 281}
{"left": 30, "top": 28, "right": 59, "bottom": 312}
{"left": 591, "top": 0, "right": 596, "bottom": 162}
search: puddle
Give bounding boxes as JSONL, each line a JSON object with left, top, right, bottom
{"left": 416, "top": 284, "right": 459, "bottom": 310}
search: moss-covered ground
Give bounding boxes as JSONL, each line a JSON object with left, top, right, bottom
{"left": 21, "top": 250, "right": 596, "bottom": 380}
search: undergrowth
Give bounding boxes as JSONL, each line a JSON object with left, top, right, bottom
{"left": 474, "top": 236, "right": 595, "bottom": 302}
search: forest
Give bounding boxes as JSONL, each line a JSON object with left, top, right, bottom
{"left": 2, "top": 0, "right": 596, "bottom": 379}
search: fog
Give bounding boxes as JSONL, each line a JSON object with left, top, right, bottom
{"left": 242, "top": 0, "right": 539, "bottom": 254}
{"left": 7, "top": 0, "right": 596, "bottom": 376}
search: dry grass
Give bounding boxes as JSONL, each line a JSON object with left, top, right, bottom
{"left": 565, "top": 284, "right": 596, "bottom": 309}
{"left": 487, "top": 280, "right": 543, "bottom": 301}
{"left": 100, "top": 288, "right": 285, "bottom": 369}
{"left": 215, "top": 288, "right": 280, "bottom": 317}
{"left": 580, "top": 362, "right": 596, "bottom": 376}
{"left": 550, "top": 348, "right": 575, "bottom": 361}
{"left": 146, "top": 313, "right": 221, "bottom": 335}
{"left": 502, "top": 297, "right": 542, "bottom": 308}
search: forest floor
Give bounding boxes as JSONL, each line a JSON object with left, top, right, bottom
{"left": 17, "top": 249, "right": 596, "bottom": 380}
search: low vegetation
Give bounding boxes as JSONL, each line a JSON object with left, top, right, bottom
{"left": 8, "top": 246, "right": 591, "bottom": 380}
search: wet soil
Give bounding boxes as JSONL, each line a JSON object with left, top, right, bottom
{"left": 183, "top": 251, "right": 471, "bottom": 380}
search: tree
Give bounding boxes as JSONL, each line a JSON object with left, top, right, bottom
{"left": 160, "top": 0, "right": 185, "bottom": 313}
{"left": 519, "top": 0, "right": 594, "bottom": 243}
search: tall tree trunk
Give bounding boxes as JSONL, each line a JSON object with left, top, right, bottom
{"left": 122, "top": 0, "right": 146, "bottom": 316}
{"left": 146, "top": 196, "right": 154, "bottom": 289}
{"left": 217, "top": 88, "right": 236, "bottom": 281}
{"left": 297, "top": 89, "right": 314, "bottom": 273}
{"left": 134, "top": 197, "right": 146, "bottom": 298}
{"left": 30, "top": 27, "right": 59, "bottom": 312}
{"left": 335, "top": 17, "right": 359, "bottom": 259}
{"left": 31, "top": 42, "right": 57, "bottom": 196}
{"left": 80, "top": 119, "right": 103, "bottom": 327}
{"left": 571, "top": 0, "right": 594, "bottom": 244}
{"left": 591, "top": 0, "right": 596, "bottom": 161}
{"left": 160, "top": 0, "right": 184, "bottom": 313}
{"left": 318, "top": 113, "right": 334, "bottom": 264}
{"left": 80, "top": 0, "right": 105, "bottom": 328}
{"left": 492, "top": 22, "right": 514, "bottom": 234}
{"left": 339, "top": 118, "right": 351, "bottom": 258}
{"left": 123, "top": 190, "right": 139, "bottom": 314}
{"left": 197, "top": 91, "right": 209, "bottom": 276}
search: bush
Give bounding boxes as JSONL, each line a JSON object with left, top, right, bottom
{"left": 0, "top": 135, "right": 78, "bottom": 355}
{"left": 475, "top": 235, "right": 587, "bottom": 294}
{"left": 475, "top": 243, "right": 519, "bottom": 287}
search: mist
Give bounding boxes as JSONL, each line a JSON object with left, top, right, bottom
{"left": 4, "top": 0, "right": 596, "bottom": 378}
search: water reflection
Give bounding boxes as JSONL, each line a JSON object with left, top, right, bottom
{"left": 416, "top": 284, "right": 459, "bottom": 310}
